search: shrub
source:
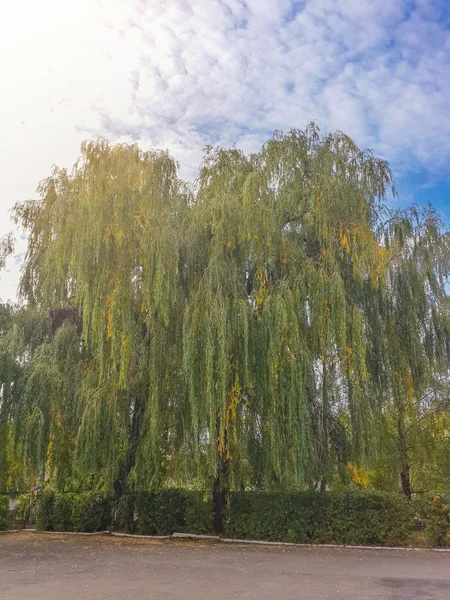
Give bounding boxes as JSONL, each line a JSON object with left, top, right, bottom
{"left": 31, "top": 489, "right": 414, "bottom": 546}
{"left": 35, "top": 491, "right": 54, "bottom": 531}
{"left": 326, "top": 491, "right": 412, "bottom": 545}
{"left": 16, "top": 494, "right": 33, "bottom": 528}
{"left": 116, "top": 494, "right": 136, "bottom": 533}
{"left": 135, "top": 490, "right": 186, "bottom": 535}
{"left": 35, "top": 491, "right": 111, "bottom": 532}
{"left": 224, "top": 491, "right": 412, "bottom": 546}
{"left": 72, "top": 493, "right": 112, "bottom": 532}
{"left": 425, "top": 495, "right": 450, "bottom": 548}
{"left": 115, "top": 491, "right": 212, "bottom": 535}
{"left": 52, "top": 494, "right": 75, "bottom": 532}
{"left": 0, "top": 495, "right": 8, "bottom": 531}
{"left": 184, "top": 492, "right": 213, "bottom": 534}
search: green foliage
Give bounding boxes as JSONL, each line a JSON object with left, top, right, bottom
{"left": 16, "top": 494, "right": 33, "bottom": 527}
{"left": 35, "top": 492, "right": 111, "bottom": 532}
{"left": 0, "top": 232, "right": 14, "bottom": 273}
{"left": 52, "top": 494, "right": 75, "bottom": 532}
{"left": 225, "top": 491, "right": 412, "bottom": 546}
{"left": 16, "top": 489, "right": 450, "bottom": 547}
{"left": 115, "top": 495, "right": 136, "bottom": 533}
{"left": 135, "top": 490, "right": 186, "bottom": 535}
{"left": 71, "top": 493, "right": 112, "bottom": 533}
{"left": 35, "top": 491, "right": 54, "bottom": 531}
{"left": 184, "top": 492, "right": 213, "bottom": 534}
{"left": 2, "top": 126, "right": 449, "bottom": 502}
{"left": 0, "top": 495, "right": 9, "bottom": 530}
{"left": 116, "top": 491, "right": 212, "bottom": 534}
{"left": 425, "top": 495, "right": 450, "bottom": 547}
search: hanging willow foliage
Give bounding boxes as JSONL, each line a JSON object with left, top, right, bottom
{"left": 3, "top": 124, "right": 449, "bottom": 498}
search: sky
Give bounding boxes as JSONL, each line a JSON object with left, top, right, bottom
{"left": 1, "top": 0, "right": 450, "bottom": 302}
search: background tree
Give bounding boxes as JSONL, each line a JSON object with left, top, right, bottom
{"left": 370, "top": 207, "right": 450, "bottom": 498}
{"left": 3, "top": 126, "right": 449, "bottom": 524}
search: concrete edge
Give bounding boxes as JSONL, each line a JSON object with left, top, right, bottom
{"left": 221, "top": 538, "right": 296, "bottom": 546}
{"left": 0, "top": 529, "right": 24, "bottom": 533}
{"left": 172, "top": 532, "right": 220, "bottom": 540}
{"left": 220, "top": 538, "right": 450, "bottom": 552}
{"left": 3, "top": 529, "right": 450, "bottom": 552}
{"left": 30, "top": 530, "right": 110, "bottom": 536}
{"left": 111, "top": 532, "right": 170, "bottom": 540}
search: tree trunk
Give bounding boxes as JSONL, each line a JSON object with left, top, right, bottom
{"left": 212, "top": 471, "right": 228, "bottom": 534}
{"left": 114, "top": 395, "right": 145, "bottom": 497}
{"left": 397, "top": 418, "right": 412, "bottom": 500}
{"left": 213, "top": 420, "right": 229, "bottom": 534}
{"left": 400, "top": 464, "right": 412, "bottom": 500}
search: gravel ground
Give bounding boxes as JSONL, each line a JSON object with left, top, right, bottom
{"left": 1, "top": 531, "right": 450, "bottom": 599}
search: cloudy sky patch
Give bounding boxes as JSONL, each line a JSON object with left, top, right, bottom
{"left": 1, "top": 0, "right": 449, "bottom": 300}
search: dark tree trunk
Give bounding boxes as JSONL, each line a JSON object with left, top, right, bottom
{"left": 397, "top": 418, "right": 412, "bottom": 500}
{"left": 212, "top": 472, "right": 228, "bottom": 534}
{"left": 114, "top": 395, "right": 145, "bottom": 497}
{"left": 213, "top": 420, "right": 229, "bottom": 534}
{"left": 400, "top": 464, "right": 412, "bottom": 500}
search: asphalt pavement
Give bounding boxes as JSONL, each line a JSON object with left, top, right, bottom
{"left": 1, "top": 532, "right": 450, "bottom": 599}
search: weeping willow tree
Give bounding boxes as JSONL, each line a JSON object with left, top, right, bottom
{"left": 5, "top": 124, "right": 450, "bottom": 520}
{"left": 366, "top": 206, "right": 450, "bottom": 497}
{"left": 0, "top": 303, "right": 16, "bottom": 490}
{"left": 0, "top": 236, "right": 17, "bottom": 489}
{"left": 12, "top": 141, "right": 189, "bottom": 493}
{"left": 183, "top": 127, "right": 395, "bottom": 507}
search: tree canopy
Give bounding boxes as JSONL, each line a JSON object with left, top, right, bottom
{"left": 1, "top": 125, "right": 449, "bottom": 505}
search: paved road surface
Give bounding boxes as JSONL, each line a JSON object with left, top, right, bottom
{"left": 1, "top": 532, "right": 450, "bottom": 599}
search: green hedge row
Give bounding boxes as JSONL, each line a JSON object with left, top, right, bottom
{"left": 31, "top": 490, "right": 213, "bottom": 535}
{"left": 116, "top": 490, "right": 212, "bottom": 535}
{"left": 414, "top": 494, "right": 450, "bottom": 548}
{"left": 0, "top": 495, "right": 8, "bottom": 531}
{"left": 35, "top": 492, "right": 112, "bottom": 532}
{"left": 7, "top": 489, "right": 450, "bottom": 547}
{"left": 16, "top": 489, "right": 450, "bottom": 547}
{"left": 225, "top": 491, "right": 412, "bottom": 546}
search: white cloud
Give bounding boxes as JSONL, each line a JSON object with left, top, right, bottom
{"left": 86, "top": 0, "right": 450, "bottom": 180}
{"left": 1, "top": 0, "right": 450, "bottom": 300}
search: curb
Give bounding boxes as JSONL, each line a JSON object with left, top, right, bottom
{"left": 220, "top": 538, "right": 450, "bottom": 553}
{"left": 25, "top": 529, "right": 110, "bottom": 536}
{"left": 0, "top": 529, "right": 24, "bottom": 534}
{"left": 111, "top": 532, "right": 170, "bottom": 540}
{"left": 39, "top": 530, "right": 110, "bottom": 536}
{"left": 172, "top": 532, "right": 220, "bottom": 541}
{"left": 3, "top": 529, "right": 450, "bottom": 552}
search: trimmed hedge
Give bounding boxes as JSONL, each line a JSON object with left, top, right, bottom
{"left": 35, "top": 491, "right": 54, "bottom": 531}
{"left": 116, "top": 491, "right": 213, "bottom": 535}
{"left": 16, "top": 494, "right": 33, "bottom": 527}
{"left": 424, "top": 494, "right": 450, "bottom": 547}
{"left": 35, "top": 492, "right": 112, "bottom": 533}
{"left": 0, "top": 495, "right": 8, "bottom": 531}
{"left": 224, "top": 491, "right": 412, "bottom": 546}
{"left": 135, "top": 490, "right": 186, "bottom": 535}
{"left": 28, "top": 489, "right": 415, "bottom": 546}
{"left": 34, "top": 490, "right": 213, "bottom": 535}
{"left": 52, "top": 493, "right": 74, "bottom": 532}
{"left": 72, "top": 493, "right": 112, "bottom": 532}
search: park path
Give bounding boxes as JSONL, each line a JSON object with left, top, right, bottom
{"left": 1, "top": 532, "right": 450, "bottom": 599}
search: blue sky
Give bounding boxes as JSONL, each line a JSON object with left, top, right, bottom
{"left": 1, "top": 0, "right": 450, "bottom": 300}
{"left": 399, "top": 173, "right": 450, "bottom": 226}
